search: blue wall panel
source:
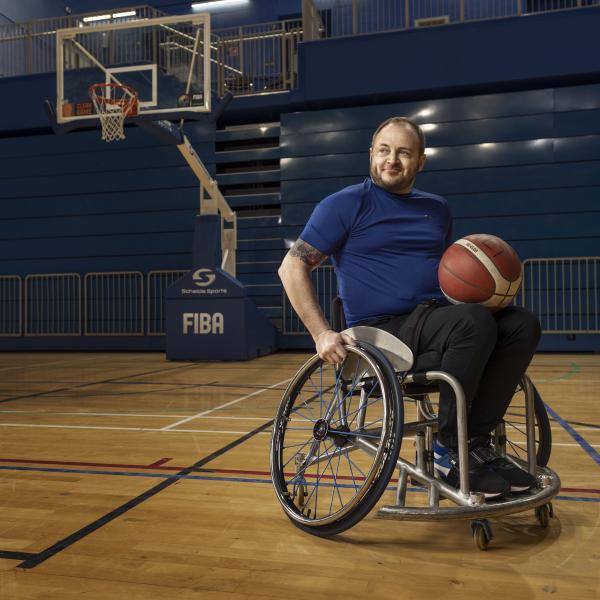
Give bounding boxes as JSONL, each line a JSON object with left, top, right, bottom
{"left": 280, "top": 83, "right": 600, "bottom": 266}
{"left": 0, "top": 118, "right": 216, "bottom": 278}
{"left": 298, "top": 10, "right": 600, "bottom": 104}
{"left": 281, "top": 115, "right": 555, "bottom": 157}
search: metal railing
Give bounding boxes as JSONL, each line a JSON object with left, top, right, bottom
{"left": 4, "top": 1, "right": 598, "bottom": 93}
{"left": 0, "top": 5, "right": 163, "bottom": 78}
{"left": 147, "top": 269, "right": 189, "bottom": 335}
{"left": 282, "top": 265, "right": 337, "bottom": 334}
{"left": 519, "top": 257, "right": 600, "bottom": 334}
{"left": 0, "top": 269, "right": 189, "bottom": 337}
{"left": 312, "top": 0, "right": 600, "bottom": 38}
{"left": 24, "top": 273, "right": 81, "bottom": 336}
{"left": 0, "top": 276, "right": 22, "bottom": 336}
{"left": 2, "top": 259, "right": 599, "bottom": 338}
{"left": 213, "top": 19, "right": 302, "bottom": 97}
{"left": 282, "top": 258, "right": 600, "bottom": 336}
{"left": 84, "top": 271, "right": 144, "bottom": 335}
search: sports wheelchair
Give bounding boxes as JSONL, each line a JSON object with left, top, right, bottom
{"left": 270, "top": 307, "right": 560, "bottom": 550}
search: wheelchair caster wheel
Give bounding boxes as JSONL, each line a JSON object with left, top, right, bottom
{"left": 535, "top": 503, "right": 553, "bottom": 528}
{"left": 471, "top": 519, "right": 493, "bottom": 551}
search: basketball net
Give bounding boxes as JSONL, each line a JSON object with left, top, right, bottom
{"left": 89, "top": 83, "right": 138, "bottom": 143}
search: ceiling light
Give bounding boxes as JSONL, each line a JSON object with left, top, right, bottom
{"left": 82, "top": 14, "right": 111, "bottom": 22}
{"left": 191, "top": 0, "right": 250, "bottom": 11}
{"left": 420, "top": 123, "right": 437, "bottom": 132}
{"left": 112, "top": 11, "right": 137, "bottom": 18}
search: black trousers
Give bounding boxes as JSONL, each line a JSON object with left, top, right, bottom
{"left": 377, "top": 304, "right": 541, "bottom": 448}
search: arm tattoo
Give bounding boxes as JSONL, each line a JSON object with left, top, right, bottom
{"left": 289, "top": 239, "right": 328, "bottom": 267}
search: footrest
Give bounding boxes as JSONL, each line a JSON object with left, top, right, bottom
{"left": 375, "top": 469, "right": 560, "bottom": 522}
{"left": 375, "top": 505, "right": 484, "bottom": 522}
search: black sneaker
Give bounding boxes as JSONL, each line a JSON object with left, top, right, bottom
{"left": 471, "top": 444, "right": 537, "bottom": 493}
{"left": 434, "top": 441, "right": 509, "bottom": 499}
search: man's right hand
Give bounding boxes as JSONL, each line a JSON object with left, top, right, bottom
{"left": 315, "top": 330, "right": 357, "bottom": 364}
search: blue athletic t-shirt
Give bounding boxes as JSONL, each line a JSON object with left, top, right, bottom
{"left": 300, "top": 178, "right": 452, "bottom": 326}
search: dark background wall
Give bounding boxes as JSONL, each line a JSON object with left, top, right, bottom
{"left": 0, "top": 120, "right": 215, "bottom": 277}
{"left": 280, "top": 85, "right": 600, "bottom": 260}
{"left": 0, "top": 4, "right": 599, "bottom": 350}
{"left": 0, "top": 0, "right": 301, "bottom": 28}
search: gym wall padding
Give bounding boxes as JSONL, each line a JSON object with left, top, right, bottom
{"left": 1, "top": 7, "right": 599, "bottom": 350}
{"left": 0, "top": 120, "right": 215, "bottom": 276}
{"left": 280, "top": 84, "right": 600, "bottom": 261}
{"left": 279, "top": 83, "right": 600, "bottom": 350}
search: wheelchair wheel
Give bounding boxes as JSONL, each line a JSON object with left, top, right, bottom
{"left": 270, "top": 342, "right": 403, "bottom": 537}
{"left": 501, "top": 375, "right": 552, "bottom": 467}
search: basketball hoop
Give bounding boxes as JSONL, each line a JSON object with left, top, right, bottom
{"left": 89, "top": 83, "right": 138, "bottom": 143}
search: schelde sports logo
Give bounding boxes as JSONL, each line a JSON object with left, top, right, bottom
{"left": 192, "top": 268, "right": 216, "bottom": 287}
{"left": 180, "top": 268, "right": 227, "bottom": 295}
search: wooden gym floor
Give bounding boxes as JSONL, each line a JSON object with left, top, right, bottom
{"left": 0, "top": 351, "right": 598, "bottom": 599}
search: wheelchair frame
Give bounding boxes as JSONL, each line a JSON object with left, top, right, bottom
{"left": 270, "top": 326, "right": 560, "bottom": 549}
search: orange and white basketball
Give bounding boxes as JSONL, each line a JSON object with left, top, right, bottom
{"left": 438, "top": 234, "right": 522, "bottom": 311}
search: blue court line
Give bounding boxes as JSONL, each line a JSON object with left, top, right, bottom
{"left": 544, "top": 403, "right": 600, "bottom": 467}
{"left": 555, "top": 495, "right": 600, "bottom": 503}
{"left": 1, "top": 464, "right": 599, "bottom": 502}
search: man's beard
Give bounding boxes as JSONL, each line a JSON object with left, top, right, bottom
{"left": 370, "top": 164, "right": 414, "bottom": 194}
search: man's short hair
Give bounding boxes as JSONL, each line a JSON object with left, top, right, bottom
{"left": 370, "top": 117, "right": 426, "bottom": 156}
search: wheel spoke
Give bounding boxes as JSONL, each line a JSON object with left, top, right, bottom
{"left": 344, "top": 448, "right": 359, "bottom": 493}
{"left": 507, "top": 438, "right": 526, "bottom": 458}
{"left": 271, "top": 345, "right": 402, "bottom": 532}
{"left": 303, "top": 439, "right": 337, "bottom": 515}
{"left": 342, "top": 392, "right": 382, "bottom": 425}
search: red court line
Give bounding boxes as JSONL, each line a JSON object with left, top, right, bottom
{"left": 2, "top": 457, "right": 599, "bottom": 494}
{"left": 147, "top": 458, "right": 173, "bottom": 467}
{"left": 560, "top": 486, "right": 600, "bottom": 494}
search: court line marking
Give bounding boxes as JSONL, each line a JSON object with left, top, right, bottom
{"left": 0, "top": 355, "right": 101, "bottom": 373}
{"left": 0, "top": 550, "right": 36, "bottom": 560}
{"left": 1, "top": 405, "right": 599, "bottom": 436}
{"left": 0, "top": 411, "right": 272, "bottom": 420}
{"left": 1, "top": 465, "right": 598, "bottom": 504}
{"left": 3, "top": 458, "right": 599, "bottom": 494}
{"left": 0, "top": 410, "right": 598, "bottom": 433}
{"left": 0, "top": 362, "right": 199, "bottom": 405}
{"left": 160, "top": 377, "right": 291, "bottom": 430}
{"left": 0, "top": 423, "right": 271, "bottom": 435}
{"left": 1, "top": 421, "right": 600, "bottom": 447}
{"left": 544, "top": 402, "right": 600, "bottom": 467}
{"left": 11, "top": 417, "right": 275, "bottom": 570}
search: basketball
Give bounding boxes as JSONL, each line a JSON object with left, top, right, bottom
{"left": 438, "top": 234, "right": 522, "bottom": 310}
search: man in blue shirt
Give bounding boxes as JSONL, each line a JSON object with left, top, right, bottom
{"left": 278, "top": 116, "right": 540, "bottom": 498}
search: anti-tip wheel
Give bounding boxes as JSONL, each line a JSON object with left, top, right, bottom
{"left": 471, "top": 519, "right": 493, "bottom": 551}
{"left": 535, "top": 503, "right": 552, "bottom": 528}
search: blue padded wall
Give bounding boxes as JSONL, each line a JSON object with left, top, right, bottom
{"left": 280, "top": 83, "right": 600, "bottom": 351}
{"left": 0, "top": 119, "right": 215, "bottom": 276}
{"left": 280, "top": 84, "right": 600, "bottom": 260}
{"left": 2, "top": 7, "right": 599, "bottom": 350}
{"left": 298, "top": 8, "right": 600, "bottom": 105}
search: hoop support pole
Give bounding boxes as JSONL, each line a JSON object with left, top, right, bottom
{"left": 176, "top": 134, "right": 237, "bottom": 277}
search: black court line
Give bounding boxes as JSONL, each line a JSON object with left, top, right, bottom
{"left": 0, "top": 550, "right": 36, "bottom": 561}
{"left": 1, "top": 381, "right": 289, "bottom": 393}
{"left": 16, "top": 417, "right": 275, "bottom": 569}
{"left": 0, "top": 363, "right": 199, "bottom": 405}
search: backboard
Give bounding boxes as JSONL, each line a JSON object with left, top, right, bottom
{"left": 55, "top": 13, "right": 211, "bottom": 124}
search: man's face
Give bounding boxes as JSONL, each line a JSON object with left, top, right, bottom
{"left": 369, "top": 123, "right": 426, "bottom": 194}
